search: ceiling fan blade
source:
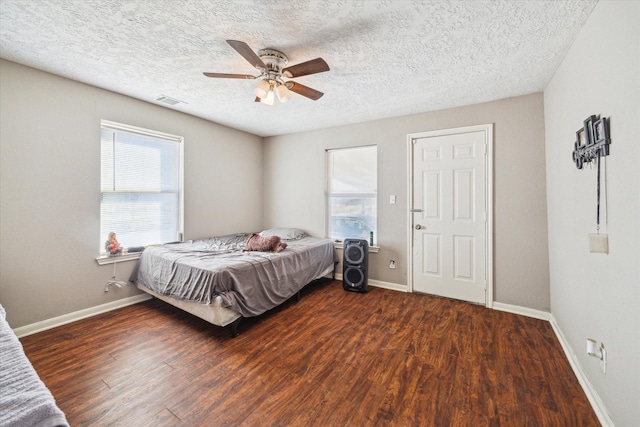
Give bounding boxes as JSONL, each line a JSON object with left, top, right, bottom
{"left": 282, "top": 58, "right": 329, "bottom": 78}
{"left": 226, "top": 40, "right": 267, "bottom": 70}
{"left": 287, "top": 81, "right": 324, "bottom": 101}
{"left": 203, "top": 72, "right": 256, "bottom": 79}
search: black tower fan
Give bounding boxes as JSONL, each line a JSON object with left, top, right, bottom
{"left": 342, "top": 239, "right": 368, "bottom": 292}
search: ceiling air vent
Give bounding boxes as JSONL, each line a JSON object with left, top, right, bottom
{"left": 154, "top": 95, "right": 185, "bottom": 106}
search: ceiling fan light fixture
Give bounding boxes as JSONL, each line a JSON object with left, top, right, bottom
{"left": 276, "top": 83, "right": 291, "bottom": 103}
{"left": 254, "top": 79, "right": 270, "bottom": 99}
{"left": 260, "top": 89, "right": 275, "bottom": 105}
{"left": 204, "top": 40, "right": 328, "bottom": 103}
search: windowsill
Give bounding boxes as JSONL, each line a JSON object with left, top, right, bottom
{"left": 332, "top": 241, "right": 380, "bottom": 253}
{"left": 95, "top": 252, "right": 142, "bottom": 265}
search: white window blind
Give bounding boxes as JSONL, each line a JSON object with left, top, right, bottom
{"left": 100, "top": 121, "right": 183, "bottom": 254}
{"left": 326, "top": 146, "right": 377, "bottom": 242}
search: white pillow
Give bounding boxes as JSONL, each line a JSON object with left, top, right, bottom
{"left": 259, "top": 228, "right": 307, "bottom": 241}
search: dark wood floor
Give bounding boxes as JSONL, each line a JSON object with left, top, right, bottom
{"left": 20, "top": 279, "right": 599, "bottom": 426}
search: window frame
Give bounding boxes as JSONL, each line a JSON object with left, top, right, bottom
{"left": 99, "top": 120, "right": 184, "bottom": 257}
{"left": 325, "top": 145, "right": 378, "bottom": 245}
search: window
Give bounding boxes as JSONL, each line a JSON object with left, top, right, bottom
{"left": 100, "top": 120, "right": 183, "bottom": 254}
{"left": 326, "top": 146, "right": 377, "bottom": 242}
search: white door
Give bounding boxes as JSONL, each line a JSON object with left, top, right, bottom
{"left": 409, "top": 125, "right": 492, "bottom": 305}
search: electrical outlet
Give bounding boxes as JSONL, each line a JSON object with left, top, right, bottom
{"left": 389, "top": 260, "right": 396, "bottom": 269}
{"left": 586, "top": 338, "right": 606, "bottom": 373}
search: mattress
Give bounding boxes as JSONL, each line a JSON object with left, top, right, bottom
{"left": 131, "top": 233, "right": 337, "bottom": 317}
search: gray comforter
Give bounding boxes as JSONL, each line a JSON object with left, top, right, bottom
{"left": 0, "top": 305, "right": 69, "bottom": 427}
{"left": 131, "top": 233, "right": 337, "bottom": 317}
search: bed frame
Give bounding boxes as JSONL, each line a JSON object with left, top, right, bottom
{"left": 137, "top": 283, "right": 243, "bottom": 336}
{"left": 136, "top": 263, "right": 336, "bottom": 337}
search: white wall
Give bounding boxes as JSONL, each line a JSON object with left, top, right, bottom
{"left": 544, "top": 1, "right": 640, "bottom": 425}
{"left": 0, "top": 59, "right": 264, "bottom": 328}
{"left": 263, "top": 93, "right": 550, "bottom": 311}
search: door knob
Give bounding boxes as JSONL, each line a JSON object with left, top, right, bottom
{"left": 415, "top": 224, "right": 423, "bottom": 230}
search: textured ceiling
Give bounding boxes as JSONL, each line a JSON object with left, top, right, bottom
{"left": 0, "top": 0, "right": 596, "bottom": 137}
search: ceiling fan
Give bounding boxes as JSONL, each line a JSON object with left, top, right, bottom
{"left": 204, "top": 40, "right": 330, "bottom": 105}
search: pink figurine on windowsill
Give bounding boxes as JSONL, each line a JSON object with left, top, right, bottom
{"left": 105, "top": 232, "right": 123, "bottom": 256}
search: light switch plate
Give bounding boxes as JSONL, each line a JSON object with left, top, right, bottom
{"left": 589, "top": 233, "right": 608, "bottom": 254}
{"left": 389, "top": 195, "right": 396, "bottom": 204}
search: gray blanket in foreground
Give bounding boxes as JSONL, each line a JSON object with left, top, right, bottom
{"left": 131, "top": 234, "right": 337, "bottom": 317}
{"left": 0, "top": 305, "right": 69, "bottom": 427}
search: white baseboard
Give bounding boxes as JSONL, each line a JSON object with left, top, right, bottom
{"left": 13, "top": 294, "right": 152, "bottom": 338}
{"left": 492, "top": 301, "right": 551, "bottom": 321}
{"left": 333, "top": 273, "right": 407, "bottom": 292}
{"left": 369, "top": 279, "right": 408, "bottom": 292}
{"left": 549, "top": 315, "right": 614, "bottom": 427}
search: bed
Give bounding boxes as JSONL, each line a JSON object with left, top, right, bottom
{"left": 130, "top": 229, "right": 337, "bottom": 336}
{"left": 0, "top": 304, "right": 69, "bottom": 427}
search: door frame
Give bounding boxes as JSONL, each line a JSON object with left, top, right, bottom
{"left": 406, "top": 124, "right": 494, "bottom": 308}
